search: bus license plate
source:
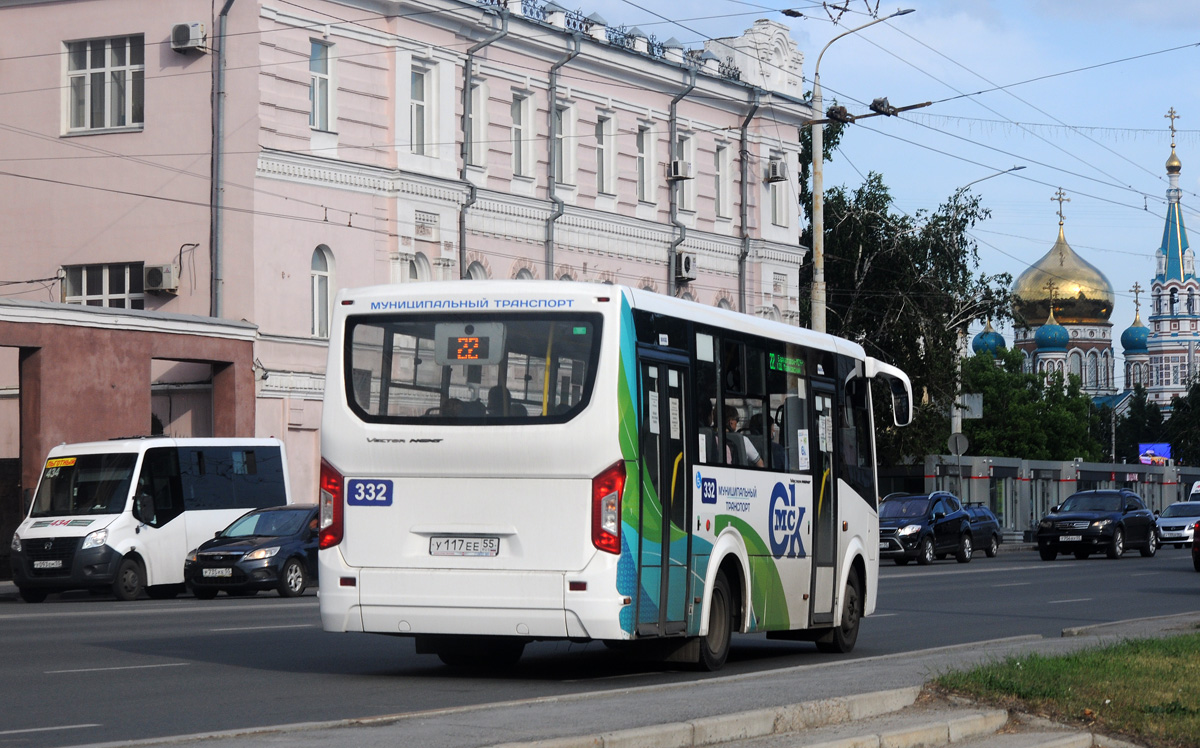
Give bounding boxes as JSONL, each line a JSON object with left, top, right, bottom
{"left": 33, "top": 560, "right": 62, "bottom": 569}
{"left": 430, "top": 536, "right": 499, "bottom": 557}
{"left": 203, "top": 567, "right": 233, "bottom": 577}
{"left": 1058, "top": 535, "right": 1082, "bottom": 542}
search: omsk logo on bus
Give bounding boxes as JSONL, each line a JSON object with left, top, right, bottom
{"left": 769, "top": 482, "right": 806, "bottom": 559}
{"left": 347, "top": 479, "right": 394, "bottom": 506}
{"left": 696, "top": 472, "right": 717, "bottom": 504}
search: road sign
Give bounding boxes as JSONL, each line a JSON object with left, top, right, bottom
{"left": 948, "top": 432, "right": 969, "bottom": 456}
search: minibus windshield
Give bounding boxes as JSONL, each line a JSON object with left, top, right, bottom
{"left": 30, "top": 453, "right": 137, "bottom": 518}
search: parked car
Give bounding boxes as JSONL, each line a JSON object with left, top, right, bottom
{"left": 878, "top": 492, "right": 973, "bottom": 565}
{"left": 1156, "top": 502, "right": 1200, "bottom": 548}
{"left": 184, "top": 504, "right": 318, "bottom": 598}
{"left": 1036, "top": 490, "right": 1157, "bottom": 561}
{"left": 963, "top": 504, "right": 1003, "bottom": 558}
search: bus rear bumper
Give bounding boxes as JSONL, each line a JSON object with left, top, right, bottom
{"left": 321, "top": 566, "right": 628, "bottom": 641}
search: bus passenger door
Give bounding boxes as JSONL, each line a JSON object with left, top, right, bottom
{"left": 636, "top": 358, "right": 690, "bottom": 637}
{"left": 810, "top": 386, "right": 837, "bottom": 626}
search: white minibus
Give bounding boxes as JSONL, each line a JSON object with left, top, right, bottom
{"left": 11, "top": 437, "right": 291, "bottom": 602}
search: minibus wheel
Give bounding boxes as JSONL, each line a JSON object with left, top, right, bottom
{"left": 815, "top": 572, "right": 861, "bottom": 653}
{"left": 112, "top": 557, "right": 145, "bottom": 601}
{"left": 18, "top": 587, "right": 48, "bottom": 603}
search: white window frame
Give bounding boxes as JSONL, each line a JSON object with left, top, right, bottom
{"left": 769, "top": 152, "right": 789, "bottom": 228}
{"left": 467, "top": 80, "right": 486, "bottom": 167}
{"left": 411, "top": 66, "right": 430, "bottom": 155}
{"left": 675, "top": 132, "right": 695, "bottom": 212}
{"left": 65, "top": 35, "right": 144, "bottom": 133}
{"left": 714, "top": 143, "right": 731, "bottom": 219}
{"left": 63, "top": 262, "right": 145, "bottom": 309}
{"left": 309, "top": 41, "right": 333, "bottom": 132}
{"left": 636, "top": 123, "right": 655, "bottom": 204}
{"left": 595, "top": 114, "right": 615, "bottom": 195}
{"left": 552, "top": 103, "right": 575, "bottom": 185}
{"left": 511, "top": 92, "right": 533, "bottom": 178}
{"left": 311, "top": 246, "right": 333, "bottom": 338}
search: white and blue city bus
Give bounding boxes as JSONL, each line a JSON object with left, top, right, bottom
{"left": 317, "top": 281, "right": 912, "bottom": 669}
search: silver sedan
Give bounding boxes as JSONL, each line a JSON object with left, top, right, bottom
{"left": 1156, "top": 502, "right": 1200, "bottom": 548}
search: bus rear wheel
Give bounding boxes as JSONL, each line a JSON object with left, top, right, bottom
{"left": 698, "top": 571, "right": 733, "bottom": 671}
{"left": 816, "top": 573, "right": 862, "bottom": 654}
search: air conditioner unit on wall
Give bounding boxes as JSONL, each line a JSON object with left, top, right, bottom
{"left": 676, "top": 252, "right": 697, "bottom": 282}
{"left": 144, "top": 264, "right": 179, "bottom": 293}
{"left": 766, "top": 159, "right": 788, "bottom": 183}
{"left": 171, "top": 22, "right": 207, "bottom": 52}
{"left": 667, "top": 160, "right": 694, "bottom": 181}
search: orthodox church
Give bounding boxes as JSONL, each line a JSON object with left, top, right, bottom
{"left": 1007, "top": 190, "right": 1118, "bottom": 397}
{"left": 974, "top": 110, "right": 1196, "bottom": 414}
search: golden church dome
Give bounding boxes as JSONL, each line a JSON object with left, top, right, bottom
{"left": 1012, "top": 226, "right": 1114, "bottom": 325}
{"left": 1167, "top": 147, "right": 1182, "bottom": 175}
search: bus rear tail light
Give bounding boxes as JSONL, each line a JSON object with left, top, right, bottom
{"left": 319, "top": 458, "right": 344, "bottom": 549}
{"left": 592, "top": 461, "right": 625, "bottom": 554}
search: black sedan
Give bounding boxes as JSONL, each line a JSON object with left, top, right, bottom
{"left": 879, "top": 492, "right": 974, "bottom": 565}
{"left": 1036, "top": 490, "right": 1157, "bottom": 561}
{"left": 185, "top": 504, "right": 319, "bottom": 598}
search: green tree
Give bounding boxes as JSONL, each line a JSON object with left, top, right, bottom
{"left": 1166, "top": 382, "right": 1200, "bottom": 465}
{"left": 1115, "top": 386, "right": 1165, "bottom": 464}
{"left": 959, "top": 349, "right": 1103, "bottom": 460}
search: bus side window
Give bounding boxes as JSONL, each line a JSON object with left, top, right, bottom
{"left": 695, "top": 335, "right": 720, "bottom": 465}
{"left": 136, "top": 448, "right": 183, "bottom": 527}
{"left": 840, "top": 378, "right": 877, "bottom": 505}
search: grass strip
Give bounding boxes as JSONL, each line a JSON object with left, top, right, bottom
{"left": 934, "top": 633, "right": 1200, "bottom": 748}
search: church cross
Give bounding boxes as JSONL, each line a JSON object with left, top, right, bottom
{"left": 1130, "top": 282, "right": 1143, "bottom": 315}
{"left": 1166, "top": 107, "right": 1180, "bottom": 146}
{"left": 1051, "top": 188, "right": 1070, "bottom": 225}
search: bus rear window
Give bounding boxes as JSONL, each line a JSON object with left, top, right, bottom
{"left": 345, "top": 313, "right": 602, "bottom": 423}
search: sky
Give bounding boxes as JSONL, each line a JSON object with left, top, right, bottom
{"left": 591, "top": 0, "right": 1200, "bottom": 389}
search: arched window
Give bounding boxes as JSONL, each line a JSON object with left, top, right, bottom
{"left": 408, "top": 252, "right": 431, "bottom": 282}
{"left": 311, "top": 245, "right": 332, "bottom": 338}
{"left": 515, "top": 268, "right": 534, "bottom": 280}
{"left": 717, "top": 298, "right": 733, "bottom": 310}
{"left": 465, "top": 261, "right": 488, "bottom": 280}
{"left": 1068, "top": 351, "right": 1082, "bottom": 379}
{"left": 1087, "top": 352, "right": 1098, "bottom": 388}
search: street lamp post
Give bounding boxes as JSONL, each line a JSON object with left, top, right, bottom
{"left": 810, "top": 8, "right": 914, "bottom": 333}
{"left": 954, "top": 165, "right": 1025, "bottom": 198}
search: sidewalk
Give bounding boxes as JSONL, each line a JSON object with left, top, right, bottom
{"left": 66, "top": 610, "right": 1200, "bottom": 748}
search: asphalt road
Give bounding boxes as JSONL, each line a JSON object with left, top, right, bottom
{"left": 0, "top": 546, "right": 1196, "bottom": 748}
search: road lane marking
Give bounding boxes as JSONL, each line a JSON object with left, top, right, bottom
{"left": 0, "top": 724, "right": 101, "bottom": 736}
{"left": 1047, "top": 598, "right": 1092, "bottom": 604}
{"left": 0, "top": 599, "right": 317, "bottom": 622}
{"left": 993, "top": 582, "right": 1031, "bottom": 587}
{"left": 883, "top": 565, "right": 1050, "bottom": 581}
{"left": 210, "top": 624, "right": 314, "bottom": 632}
{"left": 867, "top": 613, "right": 897, "bottom": 618}
{"left": 46, "top": 662, "right": 189, "bottom": 674}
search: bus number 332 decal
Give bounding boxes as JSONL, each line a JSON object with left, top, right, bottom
{"left": 347, "top": 479, "right": 394, "bottom": 506}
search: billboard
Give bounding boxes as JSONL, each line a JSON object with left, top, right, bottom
{"left": 1138, "top": 443, "right": 1171, "bottom": 465}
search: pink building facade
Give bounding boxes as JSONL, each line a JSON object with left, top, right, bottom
{"left": 0, "top": 0, "right": 813, "bottom": 502}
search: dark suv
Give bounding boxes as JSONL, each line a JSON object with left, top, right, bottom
{"left": 964, "top": 504, "right": 1003, "bottom": 558}
{"left": 1036, "top": 489, "right": 1157, "bottom": 561}
{"left": 879, "top": 492, "right": 974, "bottom": 565}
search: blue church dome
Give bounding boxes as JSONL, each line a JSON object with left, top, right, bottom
{"left": 971, "top": 320, "right": 1007, "bottom": 356}
{"left": 1121, "top": 313, "right": 1149, "bottom": 354}
{"left": 1034, "top": 308, "right": 1069, "bottom": 352}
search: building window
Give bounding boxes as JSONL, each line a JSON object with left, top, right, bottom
{"left": 309, "top": 41, "right": 332, "bottom": 131}
{"left": 467, "top": 82, "right": 485, "bottom": 167}
{"left": 512, "top": 94, "right": 530, "bottom": 177}
{"left": 676, "top": 133, "right": 694, "bottom": 211}
{"left": 465, "top": 261, "right": 488, "bottom": 280}
{"left": 595, "top": 116, "right": 613, "bottom": 194}
{"left": 411, "top": 68, "right": 428, "bottom": 155}
{"left": 769, "top": 153, "right": 789, "bottom": 227}
{"left": 636, "top": 124, "right": 653, "bottom": 203}
{"left": 311, "top": 246, "right": 332, "bottom": 338}
{"left": 552, "top": 105, "right": 567, "bottom": 184}
{"left": 63, "top": 263, "right": 144, "bottom": 308}
{"left": 67, "top": 35, "right": 144, "bottom": 131}
{"left": 714, "top": 144, "right": 730, "bottom": 218}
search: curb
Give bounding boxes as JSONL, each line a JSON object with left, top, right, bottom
{"left": 487, "top": 686, "right": 925, "bottom": 748}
